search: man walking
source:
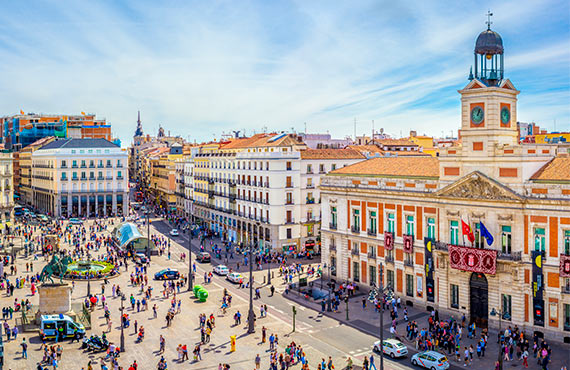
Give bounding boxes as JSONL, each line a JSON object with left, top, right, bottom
{"left": 369, "top": 354, "right": 377, "bottom": 370}
{"left": 21, "top": 337, "right": 28, "bottom": 359}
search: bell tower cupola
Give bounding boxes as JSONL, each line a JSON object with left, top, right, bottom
{"left": 473, "top": 11, "right": 504, "bottom": 85}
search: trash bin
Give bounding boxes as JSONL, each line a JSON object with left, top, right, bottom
{"left": 230, "top": 335, "right": 236, "bottom": 352}
{"left": 197, "top": 288, "right": 208, "bottom": 302}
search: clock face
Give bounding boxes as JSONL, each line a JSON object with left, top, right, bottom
{"left": 501, "top": 107, "right": 510, "bottom": 124}
{"left": 471, "top": 106, "right": 484, "bottom": 125}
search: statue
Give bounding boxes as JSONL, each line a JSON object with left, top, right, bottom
{"left": 40, "top": 255, "right": 73, "bottom": 284}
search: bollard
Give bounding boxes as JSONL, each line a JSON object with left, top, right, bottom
{"left": 230, "top": 335, "right": 236, "bottom": 352}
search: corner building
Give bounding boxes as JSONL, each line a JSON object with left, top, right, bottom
{"left": 320, "top": 24, "right": 570, "bottom": 341}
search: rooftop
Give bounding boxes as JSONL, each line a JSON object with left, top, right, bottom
{"left": 329, "top": 156, "right": 440, "bottom": 179}
{"left": 530, "top": 156, "right": 570, "bottom": 183}
{"left": 300, "top": 148, "right": 365, "bottom": 160}
{"left": 38, "top": 138, "right": 118, "bottom": 150}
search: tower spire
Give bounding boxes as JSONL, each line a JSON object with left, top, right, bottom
{"left": 134, "top": 110, "right": 144, "bottom": 137}
{"left": 486, "top": 10, "right": 493, "bottom": 30}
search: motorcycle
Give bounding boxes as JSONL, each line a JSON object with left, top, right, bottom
{"left": 81, "top": 335, "right": 109, "bottom": 352}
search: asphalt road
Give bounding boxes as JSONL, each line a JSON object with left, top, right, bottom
{"left": 147, "top": 214, "right": 414, "bottom": 370}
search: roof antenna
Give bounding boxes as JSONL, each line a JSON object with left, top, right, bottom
{"left": 486, "top": 10, "right": 493, "bottom": 30}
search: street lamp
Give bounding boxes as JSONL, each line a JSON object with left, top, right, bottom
{"left": 490, "top": 307, "right": 510, "bottom": 370}
{"left": 86, "top": 264, "right": 91, "bottom": 297}
{"left": 146, "top": 200, "right": 151, "bottom": 261}
{"left": 247, "top": 222, "right": 260, "bottom": 334}
{"left": 187, "top": 202, "right": 194, "bottom": 292}
{"left": 368, "top": 265, "right": 388, "bottom": 370}
{"left": 119, "top": 293, "right": 126, "bottom": 352}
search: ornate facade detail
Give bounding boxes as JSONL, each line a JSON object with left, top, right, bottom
{"left": 437, "top": 172, "right": 522, "bottom": 201}
{"left": 498, "top": 214, "right": 513, "bottom": 221}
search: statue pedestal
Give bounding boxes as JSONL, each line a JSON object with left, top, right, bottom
{"left": 37, "top": 283, "right": 73, "bottom": 315}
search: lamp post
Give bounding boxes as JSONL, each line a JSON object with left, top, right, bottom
{"left": 187, "top": 202, "right": 194, "bottom": 292}
{"left": 119, "top": 293, "right": 126, "bottom": 352}
{"left": 146, "top": 200, "right": 151, "bottom": 261}
{"left": 490, "top": 307, "right": 508, "bottom": 370}
{"left": 247, "top": 222, "right": 260, "bottom": 334}
{"left": 367, "top": 265, "right": 387, "bottom": 370}
{"left": 86, "top": 264, "right": 91, "bottom": 297}
{"left": 326, "top": 264, "right": 332, "bottom": 312}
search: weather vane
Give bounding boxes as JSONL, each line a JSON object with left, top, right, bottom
{"left": 486, "top": 10, "right": 493, "bottom": 30}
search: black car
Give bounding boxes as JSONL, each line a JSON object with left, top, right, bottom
{"left": 154, "top": 268, "right": 180, "bottom": 280}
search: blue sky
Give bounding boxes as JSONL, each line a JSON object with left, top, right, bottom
{"left": 0, "top": 0, "right": 568, "bottom": 144}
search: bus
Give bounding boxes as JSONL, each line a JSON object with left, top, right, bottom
{"left": 14, "top": 205, "right": 23, "bottom": 217}
{"left": 135, "top": 191, "right": 143, "bottom": 202}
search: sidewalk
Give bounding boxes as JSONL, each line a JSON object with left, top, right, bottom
{"left": 282, "top": 278, "right": 568, "bottom": 370}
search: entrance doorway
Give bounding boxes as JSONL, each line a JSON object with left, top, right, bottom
{"left": 470, "top": 273, "right": 488, "bottom": 328}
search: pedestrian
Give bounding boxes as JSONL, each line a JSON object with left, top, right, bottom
{"left": 522, "top": 348, "right": 529, "bottom": 368}
{"left": 21, "top": 337, "right": 28, "bottom": 359}
{"left": 369, "top": 354, "right": 377, "bottom": 370}
{"left": 255, "top": 353, "right": 261, "bottom": 369}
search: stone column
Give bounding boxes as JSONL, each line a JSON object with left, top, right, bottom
{"left": 112, "top": 193, "right": 117, "bottom": 216}
{"left": 123, "top": 192, "right": 128, "bottom": 215}
{"left": 95, "top": 196, "right": 98, "bottom": 217}
{"left": 67, "top": 193, "right": 72, "bottom": 216}
{"left": 104, "top": 195, "right": 107, "bottom": 217}
{"left": 78, "top": 196, "right": 82, "bottom": 217}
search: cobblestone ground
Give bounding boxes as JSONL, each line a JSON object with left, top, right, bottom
{"left": 2, "top": 218, "right": 400, "bottom": 370}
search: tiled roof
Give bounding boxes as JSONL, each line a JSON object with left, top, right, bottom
{"left": 300, "top": 148, "right": 365, "bottom": 160}
{"left": 530, "top": 156, "right": 570, "bottom": 182}
{"left": 330, "top": 156, "right": 439, "bottom": 178}
{"left": 38, "top": 138, "right": 118, "bottom": 150}
{"left": 348, "top": 145, "right": 383, "bottom": 154}
{"left": 376, "top": 139, "right": 417, "bottom": 146}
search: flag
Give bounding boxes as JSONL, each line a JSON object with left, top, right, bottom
{"left": 20, "top": 110, "right": 24, "bottom": 115}
{"left": 480, "top": 222, "right": 494, "bottom": 246}
{"left": 461, "top": 219, "right": 475, "bottom": 243}
{"left": 81, "top": 111, "right": 86, "bottom": 115}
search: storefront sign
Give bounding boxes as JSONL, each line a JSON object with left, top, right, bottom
{"left": 403, "top": 234, "right": 414, "bottom": 253}
{"left": 424, "top": 238, "right": 435, "bottom": 302}
{"left": 384, "top": 232, "right": 394, "bottom": 250}
{"left": 560, "top": 254, "right": 570, "bottom": 277}
{"left": 448, "top": 245, "right": 497, "bottom": 275}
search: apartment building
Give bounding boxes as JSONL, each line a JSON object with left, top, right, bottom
{"left": 190, "top": 133, "right": 366, "bottom": 253}
{"left": 320, "top": 24, "right": 570, "bottom": 341}
{"left": 0, "top": 151, "right": 14, "bottom": 230}
{"left": 18, "top": 137, "right": 55, "bottom": 206}
{"left": 31, "top": 138, "right": 128, "bottom": 217}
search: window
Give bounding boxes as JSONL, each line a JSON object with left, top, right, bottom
{"left": 61, "top": 160, "right": 67, "bottom": 168}
{"left": 331, "top": 256, "right": 337, "bottom": 276}
{"left": 81, "top": 171, "right": 86, "bottom": 180}
{"left": 369, "top": 211, "right": 377, "bottom": 234}
{"left": 286, "top": 161, "right": 292, "bottom": 171}
{"left": 72, "top": 160, "right": 77, "bottom": 168}
{"left": 369, "top": 265, "right": 377, "bottom": 286}
{"left": 307, "top": 178, "right": 313, "bottom": 188}
{"left": 406, "top": 274, "right": 414, "bottom": 297}
{"left": 81, "top": 160, "right": 86, "bottom": 167}
{"left": 117, "top": 171, "right": 122, "bottom": 178}
{"left": 266, "top": 162, "right": 269, "bottom": 170}
{"left": 72, "top": 172, "right": 78, "bottom": 180}
{"left": 451, "top": 284, "right": 459, "bottom": 308}
{"left": 306, "top": 164, "right": 313, "bottom": 173}
{"left": 61, "top": 172, "right": 67, "bottom": 179}
{"left": 564, "top": 304, "right": 570, "bottom": 331}
{"left": 286, "top": 176, "right": 292, "bottom": 187}
{"left": 319, "top": 164, "right": 325, "bottom": 173}
{"left": 107, "top": 159, "right": 112, "bottom": 167}
{"left": 427, "top": 217, "right": 435, "bottom": 239}
{"left": 450, "top": 220, "right": 459, "bottom": 245}
{"left": 89, "top": 160, "right": 94, "bottom": 167}
{"left": 353, "top": 262, "right": 360, "bottom": 282}
{"left": 286, "top": 228, "right": 292, "bottom": 239}
{"left": 386, "top": 270, "right": 394, "bottom": 290}
{"left": 564, "top": 230, "right": 570, "bottom": 254}
{"left": 307, "top": 192, "right": 314, "bottom": 204}
{"left": 387, "top": 213, "right": 395, "bottom": 233}
{"left": 352, "top": 209, "right": 360, "bottom": 231}
{"left": 330, "top": 207, "right": 337, "bottom": 228}
{"left": 501, "top": 226, "right": 512, "bottom": 254}
{"left": 502, "top": 294, "right": 512, "bottom": 320}
{"left": 406, "top": 215, "right": 414, "bottom": 236}
{"left": 286, "top": 193, "right": 292, "bottom": 204}
{"left": 534, "top": 228, "right": 546, "bottom": 252}
{"left": 474, "top": 223, "right": 482, "bottom": 248}
{"left": 331, "top": 164, "right": 336, "bottom": 171}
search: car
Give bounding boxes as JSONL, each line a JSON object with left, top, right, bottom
{"left": 134, "top": 253, "right": 148, "bottom": 265}
{"left": 154, "top": 268, "right": 180, "bottom": 280}
{"left": 373, "top": 339, "right": 408, "bottom": 358}
{"left": 213, "top": 265, "right": 229, "bottom": 276}
{"left": 411, "top": 351, "right": 450, "bottom": 370}
{"left": 197, "top": 252, "right": 211, "bottom": 263}
{"left": 226, "top": 272, "right": 244, "bottom": 284}
{"left": 169, "top": 229, "right": 179, "bottom": 237}
{"left": 69, "top": 218, "right": 83, "bottom": 225}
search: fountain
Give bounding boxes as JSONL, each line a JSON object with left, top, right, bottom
{"left": 65, "top": 260, "right": 117, "bottom": 280}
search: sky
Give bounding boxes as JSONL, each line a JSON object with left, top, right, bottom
{"left": 0, "top": 0, "right": 568, "bottom": 144}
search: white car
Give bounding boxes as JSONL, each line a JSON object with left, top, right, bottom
{"left": 411, "top": 351, "right": 450, "bottom": 370}
{"left": 373, "top": 339, "right": 408, "bottom": 358}
{"left": 226, "top": 272, "right": 244, "bottom": 284}
{"left": 214, "top": 265, "right": 229, "bottom": 276}
{"left": 169, "top": 229, "right": 179, "bottom": 236}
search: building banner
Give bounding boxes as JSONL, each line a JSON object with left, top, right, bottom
{"left": 532, "top": 250, "right": 544, "bottom": 327}
{"left": 424, "top": 237, "right": 435, "bottom": 302}
{"left": 560, "top": 254, "right": 570, "bottom": 278}
{"left": 403, "top": 234, "right": 414, "bottom": 253}
{"left": 384, "top": 232, "right": 394, "bottom": 250}
{"left": 448, "top": 244, "right": 497, "bottom": 275}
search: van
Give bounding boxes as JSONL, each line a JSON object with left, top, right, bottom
{"left": 40, "top": 314, "right": 85, "bottom": 340}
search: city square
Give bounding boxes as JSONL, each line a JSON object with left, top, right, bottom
{"left": 0, "top": 1, "right": 569, "bottom": 370}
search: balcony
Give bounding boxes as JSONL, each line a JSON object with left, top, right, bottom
{"left": 72, "top": 177, "right": 79, "bottom": 181}
{"left": 351, "top": 225, "right": 360, "bottom": 233}
{"left": 329, "top": 222, "right": 337, "bottom": 230}
{"left": 330, "top": 244, "right": 337, "bottom": 252}
{"left": 285, "top": 218, "right": 295, "bottom": 224}
{"left": 60, "top": 177, "right": 68, "bottom": 181}
{"left": 306, "top": 198, "right": 315, "bottom": 204}
{"left": 106, "top": 164, "right": 113, "bottom": 168}
{"left": 117, "top": 176, "right": 124, "bottom": 180}
{"left": 264, "top": 182, "right": 269, "bottom": 188}
{"left": 367, "top": 252, "right": 376, "bottom": 260}
{"left": 61, "top": 165, "right": 67, "bottom": 169}
{"left": 385, "top": 255, "right": 394, "bottom": 263}
{"left": 89, "top": 164, "right": 95, "bottom": 168}
{"left": 497, "top": 251, "right": 522, "bottom": 261}
{"left": 117, "top": 164, "right": 123, "bottom": 168}
{"left": 285, "top": 183, "right": 294, "bottom": 188}
{"left": 350, "top": 249, "right": 359, "bottom": 256}
{"left": 72, "top": 164, "right": 78, "bottom": 168}
{"left": 404, "top": 259, "right": 414, "bottom": 267}
{"left": 562, "top": 285, "right": 570, "bottom": 295}
{"left": 285, "top": 199, "right": 294, "bottom": 205}
{"left": 80, "top": 165, "right": 86, "bottom": 168}
{"left": 97, "top": 164, "right": 104, "bottom": 168}
{"left": 367, "top": 228, "right": 377, "bottom": 236}
{"left": 306, "top": 184, "right": 315, "bottom": 189}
